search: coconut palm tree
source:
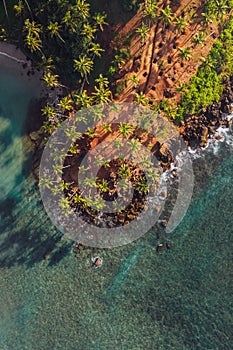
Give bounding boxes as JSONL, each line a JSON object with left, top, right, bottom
{"left": 97, "top": 179, "right": 109, "bottom": 193}
{"left": 42, "top": 105, "right": 57, "bottom": 120}
{"left": 43, "top": 71, "right": 59, "bottom": 87}
{"left": 143, "top": 0, "right": 158, "bottom": 26}
{"left": 119, "top": 123, "right": 134, "bottom": 137}
{"left": 59, "top": 96, "right": 73, "bottom": 113}
{"left": 192, "top": 32, "right": 205, "bottom": 47}
{"left": 102, "top": 124, "right": 112, "bottom": 132}
{"left": 14, "top": 1, "right": 24, "bottom": 17}
{"left": 65, "top": 126, "right": 82, "bottom": 142}
{"left": 136, "top": 22, "right": 150, "bottom": 46}
{"left": 127, "top": 138, "right": 141, "bottom": 153}
{"left": 24, "top": 19, "right": 41, "bottom": 37}
{"left": 93, "top": 12, "right": 107, "bottom": 31}
{"left": 85, "top": 127, "right": 98, "bottom": 138}
{"left": 43, "top": 121, "right": 56, "bottom": 134}
{"left": 68, "top": 144, "right": 80, "bottom": 155}
{"left": 135, "top": 91, "right": 149, "bottom": 106}
{"left": 75, "top": 0, "right": 90, "bottom": 20}
{"left": 81, "top": 23, "right": 97, "bottom": 41}
{"left": 60, "top": 197, "right": 72, "bottom": 217}
{"left": 114, "top": 54, "right": 126, "bottom": 69}
{"left": 159, "top": 7, "right": 173, "bottom": 28}
{"left": 62, "top": 10, "right": 76, "bottom": 32}
{"left": 135, "top": 178, "right": 149, "bottom": 194}
{"left": 95, "top": 74, "right": 109, "bottom": 89}
{"left": 47, "top": 21, "right": 65, "bottom": 43}
{"left": 15, "top": 0, "right": 33, "bottom": 18}
{"left": 74, "top": 55, "right": 94, "bottom": 83}
{"left": 118, "top": 164, "right": 131, "bottom": 178}
{"left": 129, "top": 74, "right": 139, "bottom": 88}
{"left": 82, "top": 174, "right": 98, "bottom": 188}
{"left": 174, "top": 17, "right": 188, "bottom": 34}
{"left": 178, "top": 47, "right": 191, "bottom": 61}
{"left": 201, "top": 12, "right": 213, "bottom": 26}
{"left": 74, "top": 90, "right": 93, "bottom": 108}
{"left": 25, "top": 34, "right": 42, "bottom": 53}
{"left": 89, "top": 42, "right": 104, "bottom": 58}
{"left": 92, "top": 85, "right": 111, "bottom": 104}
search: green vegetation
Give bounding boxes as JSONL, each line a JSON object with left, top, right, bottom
{"left": 176, "top": 16, "right": 233, "bottom": 119}
{"left": 0, "top": 0, "right": 107, "bottom": 86}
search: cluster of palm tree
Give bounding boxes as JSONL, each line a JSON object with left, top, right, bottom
{"left": 2, "top": 0, "right": 108, "bottom": 89}
{"left": 23, "top": 18, "right": 42, "bottom": 53}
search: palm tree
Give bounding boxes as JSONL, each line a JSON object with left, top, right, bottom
{"left": 43, "top": 121, "right": 56, "bottom": 134}
{"left": 143, "top": 0, "right": 158, "bottom": 26}
{"left": 174, "top": 17, "right": 188, "bottom": 34}
{"left": 201, "top": 12, "right": 213, "bottom": 26}
{"left": 43, "top": 71, "right": 59, "bottom": 87}
{"left": 135, "top": 178, "right": 149, "bottom": 194}
{"left": 159, "top": 7, "right": 173, "bottom": 28}
{"left": 65, "top": 126, "right": 82, "bottom": 142}
{"left": 59, "top": 96, "right": 73, "bottom": 113}
{"left": 118, "top": 164, "right": 131, "bottom": 178}
{"left": 135, "top": 91, "right": 149, "bottom": 106}
{"left": 85, "top": 127, "right": 98, "bottom": 138}
{"left": 92, "top": 85, "right": 111, "bottom": 104}
{"left": 119, "top": 123, "right": 134, "bottom": 137}
{"left": 89, "top": 42, "right": 104, "bottom": 58}
{"left": 93, "top": 12, "right": 107, "bottom": 31}
{"left": 74, "top": 55, "right": 94, "bottom": 83}
{"left": 14, "top": 1, "right": 24, "bottom": 17}
{"left": 81, "top": 23, "right": 97, "bottom": 41}
{"left": 15, "top": 0, "right": 33, "bottom": 19}
{"left": 42, "top": 105, "right": 57, "bottom": 120}
{"left": 60, "top": 197, "right": 72, "bottom": 217}
{"left": 114, "top": 54, "right": 126, "bottom": 69}
{"left": 24, "top": 19, "right": 41, "bottom": 37}
{"left": 129, "top": 74, "right": 139, "bottom": 88}
{"left": 127, "top": 138, "right": 141, "bottom": 153}
{"left": 175, "top": 82, "right": 187, "bottom": 93}
{"left": 192, "top": 32, "right": 205, "bottom": 47}
{"left": 82, "top": 174, "right": 98, "bottom": 188}
{"left": 97, "top": 179, "right": 109, "bottom": 193}
{"left": 95, "top": 74, "right": 109, "bottom": 89}
{"left": 62, "top": 10, "right": 77, "bottom": 33}
{"left": 25, "top": 34, "right": 42, "bottom": 53}
{"left": 74, "top": 90, "right": 93, "bottom": 108}
{"left": 102, "top": 124, "right": 112, "bottom": 132}
{"left": 75, "top": 0, "right": 90, "bottom": 20}
{"left": 136, "top": 22, "right": 150, "bottom": 46}
{"left": 178, "top": 47, "right": 191, "bottom": 61}
{"left": 47, "top": 21, "right": 65, "bottom": 43}
{"left": 68, "top": 144, "right": 80, "bottom": 155}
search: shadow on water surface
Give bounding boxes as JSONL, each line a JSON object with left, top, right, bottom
{"left": 0, "top": 113, "right": 72, "bottom": 268}
{"left": 0, "top": 194, "right": 73, "bottom": 269}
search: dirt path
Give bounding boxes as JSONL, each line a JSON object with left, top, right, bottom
{"left": 112, "top": 0, "right": 232, "bottom": 107}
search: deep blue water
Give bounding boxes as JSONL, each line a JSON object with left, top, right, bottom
{"left": 0, "top": 61, "right": 232, "bottom": 349}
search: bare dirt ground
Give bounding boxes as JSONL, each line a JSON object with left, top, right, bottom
{"left": 110, "top": 0, "right": 232, "bottom": 106}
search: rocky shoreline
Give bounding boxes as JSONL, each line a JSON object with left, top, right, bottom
{"left": 180, "top": 76, "right": 233, "bottom": 148}
{"left": 29, "top": 75, "right": 233, "bottom": 181}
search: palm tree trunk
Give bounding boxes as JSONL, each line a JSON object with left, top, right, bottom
{"left": 2, "top": 0, "right": 8, "bottom": 18}
{"left": 23, "top": 0, "right": 33, "bottom": 19}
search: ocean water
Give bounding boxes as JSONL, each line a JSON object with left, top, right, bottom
{"left": 0, "top": 64, "right": 232, "bottom": 349}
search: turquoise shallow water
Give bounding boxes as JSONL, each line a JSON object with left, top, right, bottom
{"left": 0, "top": 64, "right": 232, "bottom": 349}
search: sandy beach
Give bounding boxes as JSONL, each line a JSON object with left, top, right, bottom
{"left": 0, "top": 41, "right": 45, "bottom": 96}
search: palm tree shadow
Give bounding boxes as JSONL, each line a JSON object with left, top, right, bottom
{"left": 0, "top": 195, "right": 73, "bottom": 269}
